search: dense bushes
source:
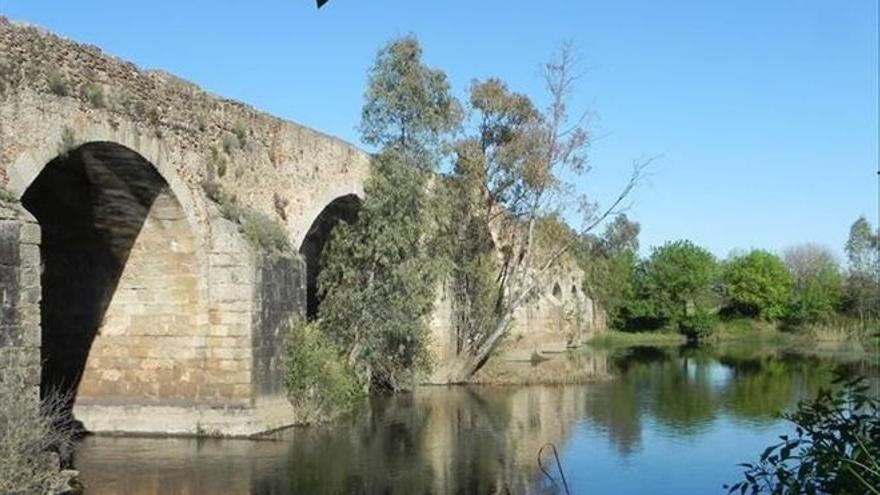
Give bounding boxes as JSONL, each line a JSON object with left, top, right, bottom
{"left": 283, "top": 319, "right": 361, "bottom": 422}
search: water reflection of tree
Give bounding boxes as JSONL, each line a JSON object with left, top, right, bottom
{"left": 720, "top": 353, "right": 836, "bottom": 419}
{"left": 580, "top": 345, "right": 859, "bottom": 458}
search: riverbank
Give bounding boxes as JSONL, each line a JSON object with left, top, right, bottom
{"left": 470, "top": 318, "right": 879, "bottom": 386}
{"left": 587, "top": 318, "right": 879, "bottom": 356}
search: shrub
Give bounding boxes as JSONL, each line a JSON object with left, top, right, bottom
{"left": 80, "top": 81, "right": 104, "bottom": 108}
{"left": 201, "top": 180, "right": 292, "bottom": 256}
{"left": 232, "top": 122, "right": 248, "bottom": 149}
{"left": 57, "top": 126, "right": 77, "bottom": 158}
{"left": 680, "top": 307, "right": 718, "bottom": 340}
{"left": 146, "top": 106, "right": 161, "bottom": 128}
{"left": 727, "top": 374, "right": 880, "bottom": 494}
{"left": 0, "top": 351, "right": 75, "bottom": 494}
{"left": 284, "top": 318, "right": 361, "bottom": 422}
{"left": 221, "top": 133, "right": 238, "bottom": 155}
{"left": 46, "top": 70, "right": 67, "bottom": 96}
{"left": 208, "top": 147, "right": 228, "bottom": 179}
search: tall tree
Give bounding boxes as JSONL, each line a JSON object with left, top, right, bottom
{"left": 783, "top": 244, "right": 843, "bottom": 323}
{"left": 317, "top": 36, "right": 461, "bottom": 391}
{"left": 632, "top": 240, "right": 718, "bottom": 336}
{"left": 580, "top": 215, "right": 640, "bottom": 328}
{"left": 843, "top": 216, "right": 880, "bottom": 321}
{"left": 442, "top": 44, "right": 648, "bottom": 381}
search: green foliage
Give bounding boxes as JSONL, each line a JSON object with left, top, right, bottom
{"left": 318, "top": 151, "right": 443, "bottom": 390}
{"left": 46, "top": 69, "right": 67, "bottom": 96}
{"left": 723, "top": 250, "right": 793, "bottom": 321}
{"left": 728, "top": 375, "right": 880, "bottom": 494}
{"left": 221, "top": 133, "right": 238, "bottom": 155}
{"left": 359, "top": 35, "right": 461, "bottom": 160}
{"left": 443, "top": 177, "right": 502, "bottom": 352}
{"left": 630, "top": 240, "right": 719, "bottom": 337}
{"left": 587, "top": 330, "right": 686, "bottom": 348}
{"left": 208, "top": 146, "right": 228, "bottom": 179}
{"left": 844, "top": 217, "right": 880, "bottom": 321}
{"left": 581, "top": 215, "right": 641, "bottom": 328}
{"left": 201, "top": 180, "right": 291, "bottom": 256}
{"left": 784, "top": 244, "right": 844, "bottom": 325}
{"left": 284, "top": 318, "right": 361, "bottom": 422}
{"left": 231, "top": 122, "right": 248, "bottom": 149}
{"left": 317, "top": 36, "right": 460, "bottom": 391}
{"left": 80, "top": 81, "right": 105, "bottom": 108}
{"left": 146, "top": 106, "right": 161, "bottom": 128}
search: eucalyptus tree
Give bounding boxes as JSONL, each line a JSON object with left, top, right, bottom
{"left": 844, "top": 216, "right": 880, "bottom": 321}
{"left": 443, "top": 44, "right": 648, "bottom": 380}
{"left": 317, "top": 36, "right": 462, "bottom": 391}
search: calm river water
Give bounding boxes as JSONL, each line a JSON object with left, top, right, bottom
{"left": 73, "top": 345, "right": 878, "bottom": 494}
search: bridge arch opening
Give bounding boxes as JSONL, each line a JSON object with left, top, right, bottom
{"left": 21, "top": 141, "right": 200, "bottom": 417}
{"left": 299, "top": 194, "right": 361, "bottom": 320}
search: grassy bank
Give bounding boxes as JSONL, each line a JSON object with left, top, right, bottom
{"left": 588, "top": 317, "right": 879, "bottom": 354}
{"left": 587, "top": 330, "right": 686, "bottom": 348}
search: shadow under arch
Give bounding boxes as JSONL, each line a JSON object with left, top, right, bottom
{"left": 20, "top": 141, "right": 199, "bottom": 416}
{"left": 298, "top": 194, "right": 361, "bottom": 319}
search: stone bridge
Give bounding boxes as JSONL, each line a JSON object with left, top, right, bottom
{"left": 0, "top": 18, "right": 605, "bottom": 437}
{"left": 0, "top": 18, "right": 369, "bottom": 435}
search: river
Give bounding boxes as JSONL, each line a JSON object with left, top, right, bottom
{"left": 72, "top": 344, "right": 878, "bottom": 494}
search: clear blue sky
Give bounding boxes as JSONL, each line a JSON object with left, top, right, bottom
{"left": 2, "top": 0, "right": 876, "bottom": 259}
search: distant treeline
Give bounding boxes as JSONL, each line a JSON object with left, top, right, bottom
{"left": 576, "top": 215, "right": 879, "bottom": 339}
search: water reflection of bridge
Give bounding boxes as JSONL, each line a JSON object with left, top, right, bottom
{"left": 73, "top": 347, "right": 878, "bottom": 494}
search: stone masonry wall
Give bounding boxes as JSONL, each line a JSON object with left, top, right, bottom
{"left": 253, "top": 254, "right": 306, "bottom": 397}
{"left": 0, "top": 202, "right": 41, "bottom": 403}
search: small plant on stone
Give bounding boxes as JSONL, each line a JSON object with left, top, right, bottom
{"left": 46, "top": 69, "right": 68, "bottom": 96}
{"left": 0, "top": 185, "right": 18, "bottom": 204}
{"left": 201, "top": 180, "right": 292, "bottom": 256}
{"left": 80, "top": 81, "right": 105, "bottom": 109}
{"left": 232, "top": 121, "right": 248, "bottom": 149}
{"left": 146, "top": 106, "right": 161, "bottom": 128}
{"left": 208, "top": 147, "right": 228, "bottom": 179}
{"left": 195, "top": 112, "right": 208, "bottom": 132}
{"left": 57, "top": 126, "right": 77, "bottom": 158}
{"left": 221, "top": 133, "right": 238, "bottom": 155}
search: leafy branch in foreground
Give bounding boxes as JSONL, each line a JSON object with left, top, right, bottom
{"left": 726, "top": 374, "right": 880, "bottom": 494}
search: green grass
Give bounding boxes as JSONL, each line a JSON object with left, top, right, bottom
{"left": 587, "top": 330, "right": 686, "bottom": 348}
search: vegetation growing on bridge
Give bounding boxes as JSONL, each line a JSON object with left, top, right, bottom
{"left": 0, "top": 352, "right": 75, "bottom": 494}
{"left": 201, "top": 179, "right": 292, "bottom": 256}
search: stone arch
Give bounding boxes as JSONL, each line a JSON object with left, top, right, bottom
{"left": 298, "top": 194, "right": 361, "bottom": 319}
{"left": 20, "top": 141, "right": 202, "bottom": 417}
